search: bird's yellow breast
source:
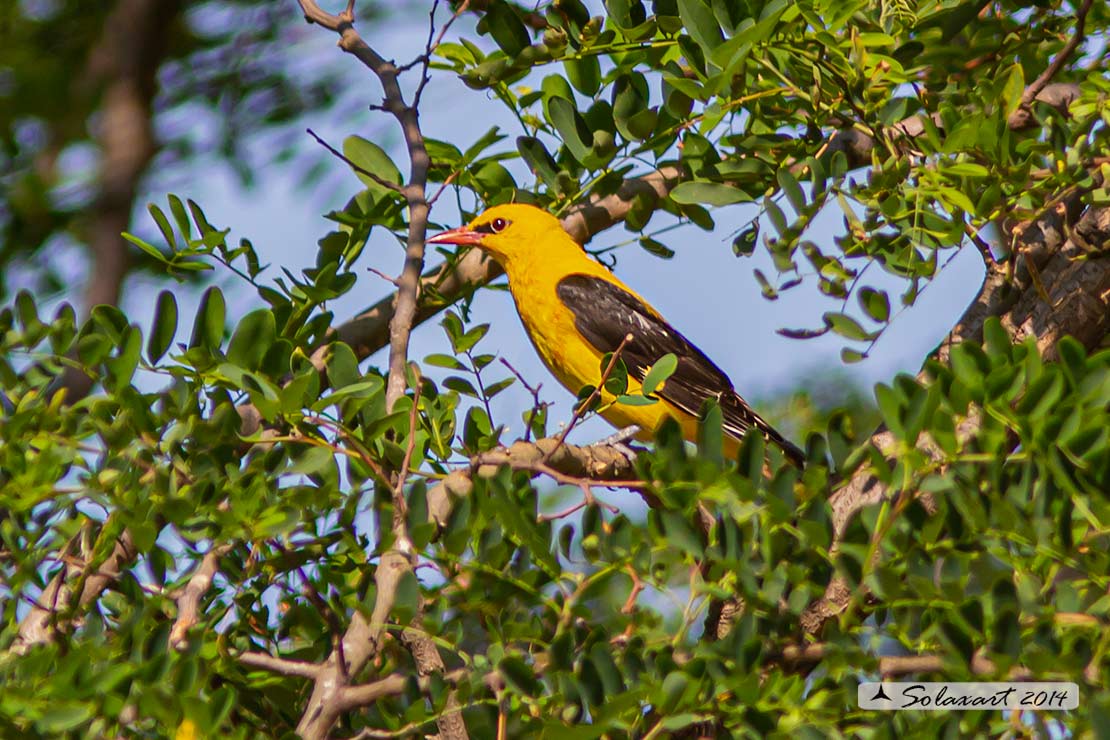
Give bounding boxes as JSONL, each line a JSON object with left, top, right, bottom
{"left": 504, "top": 259, "right": 699, "bottom": 445}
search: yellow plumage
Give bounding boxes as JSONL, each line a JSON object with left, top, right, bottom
{"left": 427, "top": 203, "right": 802, "bottom": 465}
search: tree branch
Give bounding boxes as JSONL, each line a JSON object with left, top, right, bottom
{"left": 239, "top": 651, "right": 323, "bottom": 679}
{"left": 13, "top": 528, "right": 137, "bottom": 653}
{"left": 775, "top": 644, "right": 1038, "bottom": 681}
{"left": 292, "top": 3, "right": 465, "bottom": 738}
{"left": 425, "top": 437, "right": 641, "bottom": 530}
{"left": 826, "top": 83, "right": 1081, "bottom": 171}
{"left": 800, "top": 197, "right": 1110, "bottom": 638}
{"left": 1019, "top": 0, "right": 1094, "bottom": 108}
{"left": 169, "top": 543, "right": 233, "bottom": 651}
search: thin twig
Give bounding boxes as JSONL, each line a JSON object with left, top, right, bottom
{"left": 427, "top": 170, "right": 460, "bottom": 206}
{"left": 413, "top": 0, "right": 469, "bottom": 106}
{"left": 368, "top": 266, "right": 400, "bottom": 286}
{"left": 544, "top": 333, "right": 635, "bottom": 463}
{"left": 270, "top": 538, "right": 351, "bottom": 680}
{"left": 500, "top": 357, "right": 545, "bottom": 442}
{"left": 306, "top": 128, "right": 404, "bottom": 194}
{"left": 1020, "top": 0, "right": 1093, "bottom": 107}
{"left": 393, "top": 369, "right": 424, "bottom": 511}
{"left": 302, "top": 415, "right": 390, "bottom": 485}
{"left": 621, "top": 565, "right": 645, "bottom": 614}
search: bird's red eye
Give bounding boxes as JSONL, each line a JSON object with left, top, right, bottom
{"left": 490, "top": 217, "right": 507, "bottom": 233}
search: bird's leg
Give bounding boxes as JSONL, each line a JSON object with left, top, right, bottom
{"left": 591, "top": 425, "right": 642, "bottom": 460}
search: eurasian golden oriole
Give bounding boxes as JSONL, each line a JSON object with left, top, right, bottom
{"left": 427, "top": 203, "right": 804, "bottom": 466}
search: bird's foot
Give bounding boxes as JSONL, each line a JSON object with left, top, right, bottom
{"left": 591, "top": 425, "right": 643, "bottom": 460}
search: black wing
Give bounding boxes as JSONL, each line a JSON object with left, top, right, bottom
{"left": 556, "top": 274, "right": 804, "bottom": 466}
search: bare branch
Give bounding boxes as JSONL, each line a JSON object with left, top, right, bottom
{"left": 775, "top": 644, "right": 1038, "bottom": 681}
{"left": 339, "top": 667, "right": 474, "bottom": 711}
{"left": 291, "top": 4, "right": 470, "bottom": 736}
{"left": 13, "top": 528, "right": 137, "bottom": 653}
{"left": 1020, "top": 0, "right": 1094, "bottom": 107}
{"left": 239, "top": 651, "right": 322, "bottom": 679}
{"left": 169, "top": 543, "right": 233, "bottom": 651}
{"left": 425, "top": 436, "right": 641, "bottom": 531}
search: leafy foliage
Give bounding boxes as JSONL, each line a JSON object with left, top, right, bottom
{"left": 1, "top": 0, "right": 1108, "bottom": 737}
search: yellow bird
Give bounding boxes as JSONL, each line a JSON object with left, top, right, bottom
{"left": 427, "top": 203, "right": 804, "bottom": 467}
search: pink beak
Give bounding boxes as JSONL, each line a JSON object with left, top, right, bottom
{"left": 426, "top": 225, "right": 484, "bottom": 247}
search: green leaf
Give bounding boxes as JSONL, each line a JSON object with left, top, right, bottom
{"left": 822, "top": 311, "right": 873, "bottom": 341}
{"left": 456, "top": 323, "right": 490, "bottom": 353}
{"left": 678, "top": 0, "right": 725, "bottom": 53}
{"left": 564, "top": 55, "right": 601, "bottom": 95}
{"left": 670, "top": 181, "right": 753, "bottom": 206}
{"left": 642, "top": 354, "right": 678, "bottom": 396}
{"left": 638, "top": 236, "right": 675, "bottom": 259}
{"left": 105, "top": 326, "right": 142, "bottom": 389}
{"left": 147, "top": 290, "right": 178, "bottom": 363}
{"left": 123, "top": 232, "right": 168, "bottom": 263}
{"left": 391, "top": 570, "right": 420, "bottom": 625}
{"left": 698, "top": 398, "right": 723, "bottom": 464}
{"left": 483, "top": 1, "right": 530, "bottom": 55}
{"left": 841, "top": 347, "right": 868, "bottom": 363}
{"left": 1016, "top": 370, "right": 1064, "bottom": 419}
{"left": 517, "top": 136, "right": 560, "bottom": 186}
{"left": 776, "top": 169, "right": 806, "bottom": 212}
{"left": 737, "top": 427, "right": 766, "bottom": 480}
{"left": 1001, "top": 62, "right": 1025, "bottom": 118}
{"left": 548, "top": 96, "right": 594, "bottom": 165}
{"left": 342, "top": 135, "right": 402, "bottom": 196}
{"left": 485, "top": 376, "right": 515, "bottom": 398}
{"left": 38, "top": 703, "right": 92, "bottom": 733}
{"left": 982, "top": 316, "right": 1012, "bottom": 360}
{"left": 858, "top": 287, "right": 890, "bottom": 323}
{"left": 540, "top": 74, "right": 576, "bottom": 122}
{"left": 662, "top": 714, "right": 714, "bottom": 731}
{"left": 874, "top": 383, "right": 903, "bottom": 438}
{"left": 732, "top": 223, "right": 759, "bottom": 257}
{"left": 425, "top": 353, "right": 467, "bottom": 370}
{"left": 499, "top": 655, "right": 542, "bottom": 696}
{"left": 616, "top": 394, "right": 658, "bottom": 406}
{"left": 227, "top": 309, "right": 277, "bottom": 371}
{"left": 612, "top": 72, "right": 654, "bottom": 141}
{"left": 444, "top": 376, "right": 478, "bottom": 396}
{"left": 15, "top": 290, "right": 40, "bottom": 332}
{"left": 602, "top": 354, "right": 629, "bottom": 395}
{"left": 189, "top": 286, "right": 225, "bottom": 351}
{"left": 167, "top": 194, "right": 192, "bottom": 240}
{"left": 325, "top": 342, "right": 361, "bottom": 389}
{"left": 463, "top": 126, "right": 506, "bottom": 161}
{"left": 945, "top": 162, "right": 990, "bottom": 178}
{"left": 314, "top": 378, "right": 385, "bottom": 409}
{"left": 148, "top": 203, "right": 177, "bottom": 250}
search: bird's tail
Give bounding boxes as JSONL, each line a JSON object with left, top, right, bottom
{"left": 720, "top": 391, "right": 806, "bottom": 468}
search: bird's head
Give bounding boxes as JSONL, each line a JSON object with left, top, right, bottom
{"left": 425, "top": 204, "right": 575, "bottom": 265}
